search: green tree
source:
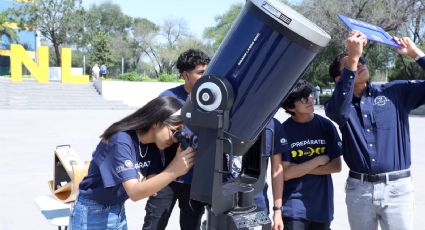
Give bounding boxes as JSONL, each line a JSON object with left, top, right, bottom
{"left": 89, "top": 32, "right": 115, "bottom": 75}
{"left": 76, "top": 2, "right": 134, "bottom": 75}
{"left": 77, "top": 2, "right": 132, "bottom": 48}
{"left": 131, "top": 17, "right": 160, "bottom": 76}
{"left": 11, "top": 0, "right": 83, "bottom": 66}
{"left": 389, "top": 42, "right": 425, "bottom": 80}
{"left": 0, "top": 12, "right": 17, "bottom": 48}
{"left": 132, "top": 17, "right": 197, "bottom": 77}
{"left": 204, "top": 3, "right": 243, "bottom": 51}
{"left": 388, "top": 0, "right": 425, "bottom": 80}
{"left": 296, "top": 0, "right": 423, "bottom": 85}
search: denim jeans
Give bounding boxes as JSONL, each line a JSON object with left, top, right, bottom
{"left": 345, "top": 176, "right": 414, "bottom": 230}
{"left": 69, "top": 196, "right": 127, "bottom": 230}
{"left": 142, "top": 182, "right": 205, "bottom": 230}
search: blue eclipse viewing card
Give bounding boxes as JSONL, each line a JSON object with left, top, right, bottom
{"left": 338, "top": 14, "right": 401, "bottom": 48}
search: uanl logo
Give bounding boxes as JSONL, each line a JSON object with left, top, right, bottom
{"left": 374, "top": 96, "right": 389, "bottom": 106}
{"left": 9, "top": 44, "right": 89, "bottom": 84}
{"left": 124, "top": 160, "right": 134, "bottom": 168}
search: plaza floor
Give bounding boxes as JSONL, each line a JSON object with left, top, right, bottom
{"left": 1, "top": 107, "right": 425, "bottom": 229}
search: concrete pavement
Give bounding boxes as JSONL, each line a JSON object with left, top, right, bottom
{"left": 1, "top": 107, "right": 425, "bottom": 229}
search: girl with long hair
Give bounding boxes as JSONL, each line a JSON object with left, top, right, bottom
{"left": 69, "top": 96, "right": 195, "bottom": 230}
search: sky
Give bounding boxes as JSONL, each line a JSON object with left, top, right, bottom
{"left": 82, "top": 0, "right": 245, "bottom": 38}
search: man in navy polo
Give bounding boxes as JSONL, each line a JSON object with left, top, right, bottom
{"left": 142, "top": 48, "right": 210, "bottom": 230}
{"left": 326, "top": 30, "right": 425, "bottom": 230}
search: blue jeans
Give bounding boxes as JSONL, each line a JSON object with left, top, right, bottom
{"left": 69, "top": 196, "right": 127, "bottom": 230}
{"left": 345, "top": 176, "right": 414, "bottom": 230}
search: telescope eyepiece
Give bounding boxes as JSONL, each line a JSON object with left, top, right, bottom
{"left": 173, "top": 130, "right": 191, "bottom": 150}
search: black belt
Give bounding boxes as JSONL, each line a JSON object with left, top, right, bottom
{"left": 349, "top": 170, "right": 411, "bottom": 183}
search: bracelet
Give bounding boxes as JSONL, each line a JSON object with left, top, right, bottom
{"left": 272, "top": 206, "right": 281, "bottom": 211}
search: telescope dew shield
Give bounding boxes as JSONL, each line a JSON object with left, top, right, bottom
{"left": 201, "top": 0, "right": 331, "bottom": 145}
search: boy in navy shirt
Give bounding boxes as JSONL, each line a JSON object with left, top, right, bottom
{"left": 272, "top": 80, "right": 342, "bottom": 230}
{"left": 142, "top": 49, "right": 210, "bottom": 230}
{"left": 326, "top": 31, "right": 425, "bottom": 230}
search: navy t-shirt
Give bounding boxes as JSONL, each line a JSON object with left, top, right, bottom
{"left": 276, "top": 114, "right": 342, "bottom": 223}
{"left": 78, "top": 131, "right": 162, "bottom": 205}
{"left": 160, "top": 84, "right": 194, "bottom": 184}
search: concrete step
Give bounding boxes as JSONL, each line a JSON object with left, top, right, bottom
{"left": 0, "top": 105, "right": 133, "bottom": 110}
{"left": 0, "top": 77, "right": 134, "bottom": 110}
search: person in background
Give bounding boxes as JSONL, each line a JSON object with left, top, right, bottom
{"left": 92, "top": 63, "right": 100, "bottom": 80}
{"left": 100, "top": 64, "right": 107, "bottom": 78}
{"left": 69, "top": 96, "right": 195, "bottom": 230}
{"left": 272, "top": 79, "right": 342, "bottom": 230}
{"left": 325, "top": 30, "right": 425, "bottom": 230}
{"left": 313, "top": 84, "right": 321, "bottom": 105}
{"left": 142, "top": 48, "right": 210, "bottom": 230}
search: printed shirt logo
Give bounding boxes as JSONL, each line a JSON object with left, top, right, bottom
{"left": 290, "top": 139, "right": 326, "bottom": 159}
{"left": 125, "top": 160, "right": 133, "bottom": 168}
{"left": 134, "top": 161, "right": 151, "bottom": 169}
{"left": 374, "top": 96, "right": 389, "bottom": 106}
{"left": 280, "top": 138, "right": 288, "bottom": 145}
{"left": 116, "top": 159, "right": 152, "bottom": 174}
{"left": 291, "top": 147, "right": 326, "bottom": 158}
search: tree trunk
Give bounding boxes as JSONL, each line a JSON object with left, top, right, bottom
{"left": 53, "top": 44, "right": 61, "bottom": 67}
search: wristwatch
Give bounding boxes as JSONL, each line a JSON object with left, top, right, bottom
{"left": 273, "top": 206, "right": 281, "bottom": 211}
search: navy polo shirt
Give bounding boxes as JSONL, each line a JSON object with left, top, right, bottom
{"left": 276, "top": 114, "right": 342, "bottom": 223}
{"left": 160, "top": 84, "right": 194, "bottom": 184}
{"left": 325, "top": 57, "right": 425, "bottom": 174}
{"left": 78, "top": 131, "right": 162, "bottom": 205}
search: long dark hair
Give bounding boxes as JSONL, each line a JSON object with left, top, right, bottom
{"left": 100, "top": 96, "right": 183, "bottom": 141}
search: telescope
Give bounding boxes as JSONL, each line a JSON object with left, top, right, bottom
{"left": 182, "top": 0, "right": 331, "bottom": 229}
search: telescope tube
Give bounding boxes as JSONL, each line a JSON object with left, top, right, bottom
{"left": 203, "top": 0, "right": 331, "bottom": 142}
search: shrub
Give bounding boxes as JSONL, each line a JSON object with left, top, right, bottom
{"left": 158, "top": 74, "right": 179, "bottom": 82}
{"left": 116, "top": 72, "right": 144, "bottom": 81}
{"left": 141, "top": 76, "right": 154, "bottom": 82}
{"left": 319, "top": 94, "right": 332, "bottom": 105}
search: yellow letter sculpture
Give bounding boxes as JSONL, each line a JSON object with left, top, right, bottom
{"left": 61, "top": 48, "right": 89, "bottom": 84}
{"left": 11, "top": 44, "right": 49, "bottom": 83}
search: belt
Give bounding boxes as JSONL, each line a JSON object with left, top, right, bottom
{"left": 349, "top": 170, "right": 411, "bottom": 183}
